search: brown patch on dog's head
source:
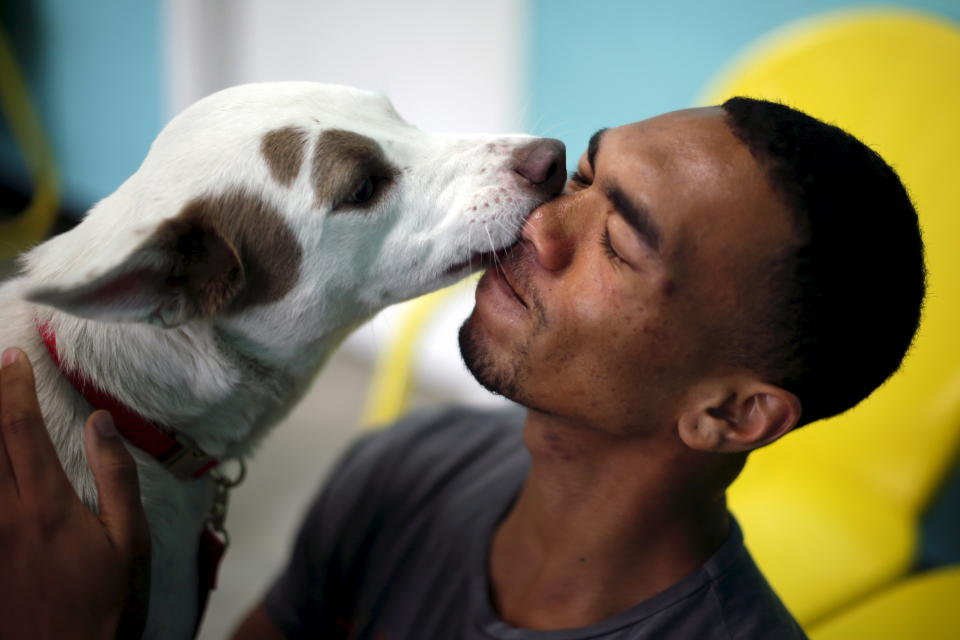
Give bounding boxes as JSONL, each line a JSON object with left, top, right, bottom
{"left": 312, "top": 129, "right": 398, "bottom": 211}
{"left": 174, "top": 189, "right": 303, "bottom": 312}
{"left": 261, "top": 126, "right": 309, "bottom": 186}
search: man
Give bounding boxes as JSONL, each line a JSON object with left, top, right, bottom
{"left": 0, "top": 98, "right": 925, "bottom": 639}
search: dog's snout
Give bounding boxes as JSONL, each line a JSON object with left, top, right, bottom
{"left": 512, "top": 138, "right": 566, "bottom": 196}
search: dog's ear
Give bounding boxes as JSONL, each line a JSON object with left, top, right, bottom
{"left": 26, "top": 216, "right": 244, "bottom": 328}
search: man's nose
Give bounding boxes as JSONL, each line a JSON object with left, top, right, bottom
{"left": 521, "top": 198, "right": 578, "bottom": 271}
{"left": 512, "top": 139, "right": 566, "bottom": 197}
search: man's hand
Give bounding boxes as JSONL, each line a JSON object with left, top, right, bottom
{"left": 0, "top": 348, "right": 151, "bottom": 640}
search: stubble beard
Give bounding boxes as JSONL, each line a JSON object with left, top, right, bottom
{"left": 458, "top": 312, "right": 526, "bottom": 400}
{"left": 458, "top": 259, "right": 549, "bottom": 404}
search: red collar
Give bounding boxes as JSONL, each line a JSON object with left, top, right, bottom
{"left": 37, "top": 322, "right": 220, "bottom": 479}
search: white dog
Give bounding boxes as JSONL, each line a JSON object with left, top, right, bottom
{"left": 0, "top": 82, "right": 564, "bottom": 638}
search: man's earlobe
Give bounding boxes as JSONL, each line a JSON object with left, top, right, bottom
{"left": 678, "top": 380, "right": 802, "bottom": 453}
{"left": 26, "top": 218, "right": 244, "bottom": 328}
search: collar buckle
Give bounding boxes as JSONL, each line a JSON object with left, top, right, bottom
{"left": 163, "top": 430, "right": 221, "bottom": 479}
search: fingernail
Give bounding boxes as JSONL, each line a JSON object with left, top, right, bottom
{"left": 2, "top": 348, "right": 20, "bottom": 368}
{"left": 93, "top": 412, "right": 118, "bottom": 437}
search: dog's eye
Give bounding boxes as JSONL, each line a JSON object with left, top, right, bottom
{"left": 345, "top": 177, "right": 375, "bottom": 205}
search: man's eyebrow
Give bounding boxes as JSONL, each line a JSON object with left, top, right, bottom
{"left": 587, "top": 128, "right": 608, "bottom": 171}
{"left": 605, "top": 184, "right": 662, "bottom": 254}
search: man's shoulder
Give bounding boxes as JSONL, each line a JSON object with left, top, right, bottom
{"left": 374, "top": 404, "right": 525, "bottom": 445}
{"left": 286, "top": 404, "right": 525, "bottom": 566}
{"left": 319, "top": 405, "right": 526, "bottom": 516}
{"left": 349, "top": 404, "right": 526, "bottom": 478}
{"left": 700, "top": 520, "right": 809, "bottom": 639}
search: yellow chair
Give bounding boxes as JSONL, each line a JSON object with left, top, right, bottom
{"left": 701, "top": 8, "right": 960, "bottom": 625}
{"left": 0, "top": 25, "right": 59, "bottom": 259}
{"left": 360, "top": 276, "right": 478, "bottom": 429}
{"left": 810, "top": 566, "right": 960, "bottom": 640}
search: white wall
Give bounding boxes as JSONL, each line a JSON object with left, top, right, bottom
{"left": 165, "top": 0, "right": 527, "bottom": 403}
{"left": 167, "top": 0, "right": 525, "bottom": 132}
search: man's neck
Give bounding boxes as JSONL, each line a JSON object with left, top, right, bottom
{"left": 488, "top": 409, "right": 735, "bottom": 630}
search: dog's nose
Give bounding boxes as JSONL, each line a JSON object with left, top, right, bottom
{"left": 513, "top": 139, "right": 566, "bottom": 196}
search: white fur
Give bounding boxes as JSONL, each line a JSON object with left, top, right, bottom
{"left": 0, "top": 82, "right": 558, "bottom": 639}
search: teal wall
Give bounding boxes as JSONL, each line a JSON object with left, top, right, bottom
{"left": 527, "top": 0, "right": 960, "bottom": 167}
{"left": 0, "top": 0, "right": 163, "bottom": 212}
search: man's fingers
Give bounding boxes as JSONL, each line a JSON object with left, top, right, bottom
{"left": 0, "top": 348, "right": 72, "bottom": 500}
{"left": 83, "top": 411, "right": 150, "bottom": 556}
{"left": 0, "top": 351, "right": 16, "bottom": 498}
{"left": 0, "top": 420, "right": 15, "bottom": 502}
{"left": 83, "top": 411, "right": 152, "bottom": 639}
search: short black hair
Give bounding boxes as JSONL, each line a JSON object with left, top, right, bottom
{"left": 721, "top": 97, "right": 926, "bottom": 427}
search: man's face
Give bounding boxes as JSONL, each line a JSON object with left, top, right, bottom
{"left": 459, "top": 107, "right": 795, "bottom": 437}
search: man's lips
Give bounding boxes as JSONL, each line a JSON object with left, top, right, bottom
{"left": 489, "top": 260, "right": 527, "bottom": 308}
{"left": 443, "top": 242, "right": 528, "bottom": 308}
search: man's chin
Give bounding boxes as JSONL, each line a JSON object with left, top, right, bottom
{"left": 458, "top": 315, "right": 521, "bottom": 399}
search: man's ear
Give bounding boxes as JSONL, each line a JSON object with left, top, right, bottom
{"left": 26, "top": 217, "right": 244, "bottom": 328}
{"left": 677, "top": 377, "right": 802, "bottom": 453}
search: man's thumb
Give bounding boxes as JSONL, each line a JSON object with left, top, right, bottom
{"left": 83, "top": 411, "right": 150, "bottom": 553}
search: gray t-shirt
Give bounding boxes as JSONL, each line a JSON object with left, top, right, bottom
{"left": 264, "top": 406, "right": 808, "bottom": 639}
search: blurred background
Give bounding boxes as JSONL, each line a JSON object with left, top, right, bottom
{"left": 1, "top": 1, "right": 958, "bottom": 638}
